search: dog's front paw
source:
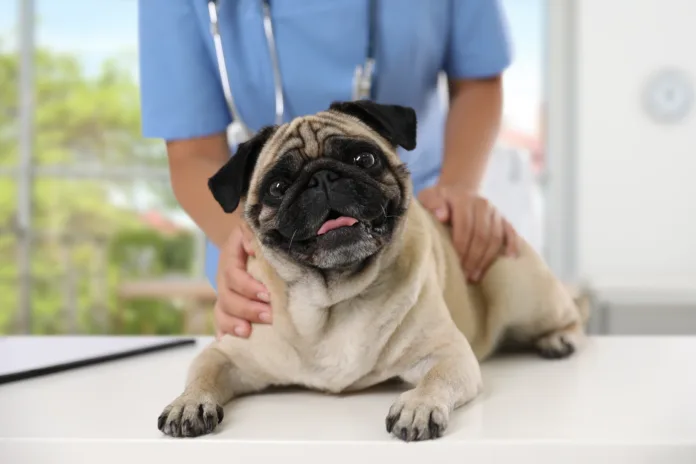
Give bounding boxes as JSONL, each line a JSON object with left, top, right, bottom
{"left": 158, "top": 394, "right": 224, "bottom": 438}
{"left": 385, "top": 390, "right": 450, "bottom": 441}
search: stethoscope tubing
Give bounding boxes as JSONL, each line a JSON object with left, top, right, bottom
{"left": 207, "top": 0, "right": 376, "bottom": 140}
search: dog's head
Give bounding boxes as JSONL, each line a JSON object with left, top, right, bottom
{"left": 208, "top": 100, "right": 416, "bottom": 271}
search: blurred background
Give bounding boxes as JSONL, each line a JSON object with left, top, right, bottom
{"left": 1, "top": 0, "right": 694, "bottom": 336}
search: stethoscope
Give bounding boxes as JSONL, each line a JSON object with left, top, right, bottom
{"left": 207, "top": 0, "right": 378, "bottom": 145}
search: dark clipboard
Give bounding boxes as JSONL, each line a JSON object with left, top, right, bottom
{"left": 0, "top": 337, "right": 197, "bottom": 386}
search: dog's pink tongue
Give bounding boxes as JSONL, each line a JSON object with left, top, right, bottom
{"left": 317, "top": 216, "right": 358, "bottom": 235}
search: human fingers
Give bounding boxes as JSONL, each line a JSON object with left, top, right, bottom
{"left": 448, "top": 196, "right": 475, "bottom": 274}
{"left": 225, "top": 226, "right": 252, "bottom": 271}
{"left": 217, "top": 288, "right": 272, "bottom": 335}
{"left": 219, "top": 280, "right": 271, "bottom": 324}
{"left": 221, "top": 226, "right": 270, "bottom": 303}
{"left": 239, "top": 222, "right": 256, "bottom": 256}
{"left": 471, "top": 209, "right": 505, "bottom": 281}
{"left": 225, "top": 265, "right": 271, "bottom": 304}
{"left": 502, "top": 218, "right": 520, "bottom": 257}
{"left": 214, "top": 299, "right": 253, "bottom": 338}
{"left": 418, "top": 187, "right": 450, "bottom": 222}
{"left": 460, "top": 198, "right": 491, "bottom": 281}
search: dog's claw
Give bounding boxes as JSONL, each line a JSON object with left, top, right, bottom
{"left": 158, "top": 396, "right": 223, "bottom": 438}
{"left": 428, "top": 412, "right": 442, "bottom": 438}
{"left": 386, "top": 391, "right": 450, "bottom": 441}
{"left": 157, "top": 411, "right": 168, "bottom": 431}
{"left": 385, "top": 415, "right": 397, "bottom": 433}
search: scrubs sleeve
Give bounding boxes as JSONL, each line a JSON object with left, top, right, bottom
{"left": 444, "top": 0, "right": 513, "bottom": 79}
{"left": 138, "top": 0, "right": 231, "bottom": 140}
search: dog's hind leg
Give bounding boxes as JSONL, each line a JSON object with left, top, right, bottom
{"left": 477, "top": 241, "right": 589, "bottom": 360}
{"left": 157, "top": 344, "right": 265, "bottom": 437}
{"left": 530, "top": 290, "right": 590, "bottom": 359}
{"left": 501, "top": 282, "right": 586, "bottom": 360}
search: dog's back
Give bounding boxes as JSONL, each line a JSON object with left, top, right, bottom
{"left": 407, "top": 198, "right": 587, "bottom": 360}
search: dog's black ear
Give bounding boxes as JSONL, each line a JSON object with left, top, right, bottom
{"left": 329, "top": 100, "right": 417, "bottom": 151}
{"left": 208, "top": 126, "right": 277, "bottom": 213}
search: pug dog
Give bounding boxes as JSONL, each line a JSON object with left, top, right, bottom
{"left": 157, "top": 100, "right": 588, "bottom": 442}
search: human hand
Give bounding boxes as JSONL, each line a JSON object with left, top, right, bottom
{"left": 214, "top": 222, "right": 272, "bottom": 339}
{"left": 418, "top": 184, "right": 519, "bottom": 282}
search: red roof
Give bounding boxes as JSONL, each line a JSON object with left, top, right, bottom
{"left": 138, "top": 210, "right": 182, "bottom": 235}
{"left": 498, "top": 127, "right": 545, "bottom": 174}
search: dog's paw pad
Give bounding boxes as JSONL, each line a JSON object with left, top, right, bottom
{"left": 158, "top": 395, "right": 224, "bottom": 438}
{"left": 535, "top": 332, "right": 577, "bottom": 359}
{"left": 386, "top": 391, "right": 449, "bottom": 441}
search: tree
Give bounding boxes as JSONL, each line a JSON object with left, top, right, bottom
{"left": 0, "top": 43, "right": 195, "bottom": 335}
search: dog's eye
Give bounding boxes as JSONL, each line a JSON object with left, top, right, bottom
{"left": 353, "top": 152, "right": 376, "bottom": 169}
{"left": 268, "top": 180, "right": 289, "bottom": 198}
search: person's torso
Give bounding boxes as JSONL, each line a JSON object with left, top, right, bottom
{"left": 191, "top": 0, "right": 453, "bottom": 193}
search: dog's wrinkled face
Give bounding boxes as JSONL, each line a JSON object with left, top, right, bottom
{"left": 250, "top": 135, "right": 408, "bottom": 270}
{"left": 208, "top": 101, "right": 417, "bottom": 271}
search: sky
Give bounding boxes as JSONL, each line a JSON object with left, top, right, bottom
{"left": 0, "top": 0, "right": 544, "bottom": 133}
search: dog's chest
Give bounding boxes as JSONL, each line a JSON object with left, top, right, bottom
{"left": 283, "top": 289, "right": 416, "bottom": 393}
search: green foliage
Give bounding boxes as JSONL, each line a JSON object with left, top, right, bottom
{"left": 107, "top": 228, "right": 193, "bottom": 335}
{"left": 0, "top": 44, "right": 195, "bottom": 335}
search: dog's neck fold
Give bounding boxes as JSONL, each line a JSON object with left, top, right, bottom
{"left": 260, "top": 227, "right": 405, "bottom": 307}
{"left": 250, "top": 202, "right": 428, "bottom": 342}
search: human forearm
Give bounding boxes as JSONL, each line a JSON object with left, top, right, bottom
{"left": 166, "top": 133, "right": 242, "bottom": 247}
{"left": 440, "top": 76, "right": 504, "bottom": 190}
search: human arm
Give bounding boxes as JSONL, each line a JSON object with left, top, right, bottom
{"left": 440, "top": 76, "right": 503, "bottom": 189}
{"left": 166, "top": 133, "right": 239, "bottom": 247}
{"left": 418, "top": 0, "right": 519, "bottom": 281}
{"left": 167, "top": 135, "right": 272, "bottom": 337}
{"left": 138, "top": 0, "right": 270, "bottom": 336}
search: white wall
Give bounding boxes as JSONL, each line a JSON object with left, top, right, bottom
{"left": 574, "top": 0, "right": 696, "bottom": 293}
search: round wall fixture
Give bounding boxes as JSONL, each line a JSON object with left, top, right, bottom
{"left": 642, "top": 68, "right": 694, "bottom": 124}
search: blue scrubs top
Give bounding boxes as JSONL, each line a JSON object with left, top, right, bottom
{"left": 138, "top": 0, "right": 512, "bottom": 289}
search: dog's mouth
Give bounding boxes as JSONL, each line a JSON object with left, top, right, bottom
{"left": 317, "top": 210, "right": 359, "bottom": 236}
{"left": 268, "top": 202, "right": 397, "bottom": 246}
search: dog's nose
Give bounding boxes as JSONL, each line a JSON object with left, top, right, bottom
{"left": 308, "top": 170, "right": 341, "bottom": 189}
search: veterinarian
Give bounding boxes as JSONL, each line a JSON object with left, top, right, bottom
{"left": 138, "top": 0, "right": 519, "bottom": 338}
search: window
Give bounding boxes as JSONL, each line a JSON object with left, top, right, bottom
{"left": 489, "top": 0, "right": 546, "bottom": 255}
{"left": 0, "top": 1, "right": 209, "bottom": 335}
